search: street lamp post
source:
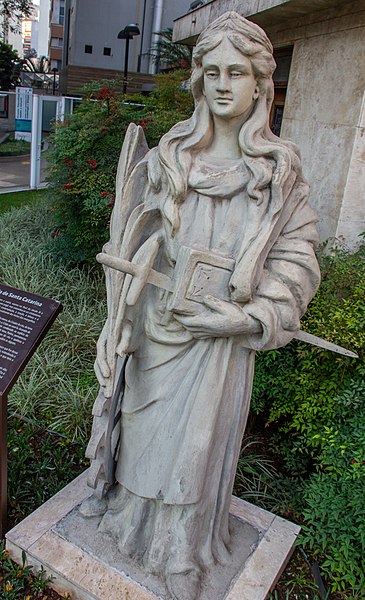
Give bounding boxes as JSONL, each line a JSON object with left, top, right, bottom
{"left": 51, "top": 67, "right": 58, "bottom": 95}
{"left": 117, "top": 24, "right": 140, "bottom": 94}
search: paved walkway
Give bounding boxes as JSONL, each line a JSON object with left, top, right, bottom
{"left": 0, "top": 154, "right": 47, "bottom": 193}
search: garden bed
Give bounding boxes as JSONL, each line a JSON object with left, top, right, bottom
{"left": 0, "top": 135, "right": 31, "bottom": 157}
{"left": 1, "top": 158, "right": 364, "bottom": 598}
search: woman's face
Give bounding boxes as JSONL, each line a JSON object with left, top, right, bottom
{"left": 202, "top": 36, "right": 258, "bottom": 123}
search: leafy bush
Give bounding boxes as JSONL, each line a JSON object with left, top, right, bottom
{"left": 251, "top": 238, "right": 365, "bottom": 595}
{"left": 7, "top": 419, "right": 87, "bottom": 525}
{"left": 0, "top": 201, "right": 105, "bottom": 440}
{"left": 46, "top": 71, "right": 193, "bottom": 263}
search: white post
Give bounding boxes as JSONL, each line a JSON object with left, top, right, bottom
{"left": 56, "top": 96, "right": 66, "bottom": 122}
{"left": 30, "top": 94, "right": 42, "bottom": 189}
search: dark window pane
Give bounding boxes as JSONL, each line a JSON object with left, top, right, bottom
{"left": 271, "top": 105, "right": 284, "bottom": 137}
{"left": 103, "top": 47, "right": 111, "bottom": 56}
{"left": 85, "top": 45, "right": 93, "bottom": 54}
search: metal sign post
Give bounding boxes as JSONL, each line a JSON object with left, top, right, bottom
{"left": 0, "top": 391, "right": 7, "bottom": 537}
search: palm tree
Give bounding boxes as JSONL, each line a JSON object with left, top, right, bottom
{"left": 22, "top": 56, "right": 49, "bottom": 73}
{"left": 21, "top": 56, "right": 51, "bottom": 90}
{"left": 145, "top": 28, "right": 192, "bottom": 71}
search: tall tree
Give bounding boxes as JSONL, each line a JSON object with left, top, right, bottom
{"left": 0, "top": 40, "right": 21, "bottom": 88}
{"left": 0, "top": 0, "right": 34, "bottom": 42}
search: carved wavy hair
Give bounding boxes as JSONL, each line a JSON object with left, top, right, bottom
{"left": 147, "top": 11, "right": 300, "bottom": 233}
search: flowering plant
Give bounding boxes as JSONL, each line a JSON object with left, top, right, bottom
{"left": 46, "top": 70, "right": 193, "bottom": 263}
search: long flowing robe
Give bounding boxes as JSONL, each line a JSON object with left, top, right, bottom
{"left": 91, "top": 146, "right": 320, "bottom": 587}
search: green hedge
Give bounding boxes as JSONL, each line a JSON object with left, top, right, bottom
{"left": 251, "top": 239, "right": 365, "bottom": 595}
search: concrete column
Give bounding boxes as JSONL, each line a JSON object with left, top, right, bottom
{"left": 148, "top": 0, "right": 164, "bottom": 74}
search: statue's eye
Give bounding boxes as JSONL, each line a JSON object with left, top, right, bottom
{"left": 230, "top": 71, "right": 243, "bottom": 78}
{"left": 205, "top": 70, "right": 218, "bottom": 79}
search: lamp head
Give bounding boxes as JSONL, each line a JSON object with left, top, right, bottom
{"left": 118, "top": 24, "right": 140, "bottom": 39}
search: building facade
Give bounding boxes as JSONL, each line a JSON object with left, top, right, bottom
{"left": 37, "top": 0, "right": 51, "bottom": 57}
{"left": 173, "top": 0, "right": 365, "bottom": 249}
{"left": 49, "top": 0, "right": 65, "bottom": 71}
{"left": 60, "top": 0, "right": 193, "bottom": 95}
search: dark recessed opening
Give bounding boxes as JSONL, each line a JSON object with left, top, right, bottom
{"left": 85, "top": 44, "right": 93, "bottom": 54}
{"left": 103, "top": 47, "right": 111, "bottom": 56}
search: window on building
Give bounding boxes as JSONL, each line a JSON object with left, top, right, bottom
{"left": 51, "top": 37, "right": 63, "bottom": 47}
{"left": 103, "top": 47, "right": 111, "bottom": 56}
{"left": 0, "top": 96, "right": 8, "bottom": 119}
{"left": 270, "top": 46, "right": 293, "bottom": 137}
{"left": 85, "top": 45, "right": 93, "bottom": 54}
{"left": 51, "top": 59, "right": 62, "bottom": 71}
{"left": 59, "top": 5, "right": 64, "bottom": 25}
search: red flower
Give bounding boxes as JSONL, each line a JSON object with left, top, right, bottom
{"left": 88, "top": 159, "right": 97, "bottom": 169}
{"left": 100, "top": 191, "right": 109, "bottom": 198}
{"left": 98, "top": 87, "right": 112, "bottom": 101}
{"left": 64, "top": 158, "right": 72, "bottom": 169}
{"left": 138, "top": 119, "right": 147, "bottom": 131}
{"left": 63, "top": 183, "right": 73, "bottom": 189}
{"left": 107, "top": 199, "right": 115, "bottom": 208}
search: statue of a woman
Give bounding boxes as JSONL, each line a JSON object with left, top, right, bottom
{"left": 83, "top": 11, "right": 320, "bottom": 600}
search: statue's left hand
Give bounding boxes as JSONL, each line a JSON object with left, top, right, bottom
{"left": 173, "top": 295, "right": 261, "bottom": 339}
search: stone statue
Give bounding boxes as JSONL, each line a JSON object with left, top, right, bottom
{"left": 82, "top": 11, "right": 320, "bottom": 600}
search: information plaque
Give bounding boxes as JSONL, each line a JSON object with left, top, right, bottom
{"left": 0, "top": 283, "right": 62, "bottom": 536}
{"left": 0, "top": 283, "right": 62, "bottom": 397}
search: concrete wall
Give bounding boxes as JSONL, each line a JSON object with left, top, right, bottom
{"left": 172, "top": 0, "right": 344, "bottom": 44}
{"left": 271, "top": 1, "right": 365, "bottom": 246}
{"left": 336, "top": 91, "right": 365, "bottom": 245}
{"left": 65, "top": 0, "right": 193, "bottom": 74}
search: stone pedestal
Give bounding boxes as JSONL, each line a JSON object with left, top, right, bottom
{"left": 6, "top": 471, "right": 300, "bottom": 600}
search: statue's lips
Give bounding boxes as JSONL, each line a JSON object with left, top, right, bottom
{"left": 215, "top": 97, "right": 233, "bottom": 103}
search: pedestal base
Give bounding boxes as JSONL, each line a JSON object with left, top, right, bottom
{"left": 6, "top": 471, "right": 300, "bottom": 600}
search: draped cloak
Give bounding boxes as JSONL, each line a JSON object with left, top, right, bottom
{"left": 89, "top": 143, "right": 320, "bottom": 577}
{"left": 101, "top": 151, "right": 320, "bottom": 508}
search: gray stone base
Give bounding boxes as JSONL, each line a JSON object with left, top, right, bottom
{"left": 6, "top": 470, "right": 300, "bottom": 600}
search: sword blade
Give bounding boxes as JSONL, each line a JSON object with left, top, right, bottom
{"left": 294, "top": 330, "right": 358, "bottom": 358}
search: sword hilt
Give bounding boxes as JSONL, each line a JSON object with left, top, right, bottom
{"left": 96, "top": 237, "right": 161, "bottom": 306}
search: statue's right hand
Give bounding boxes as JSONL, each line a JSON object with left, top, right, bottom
{"left": 94, "top": 324, "right": 115, "bottom": 397}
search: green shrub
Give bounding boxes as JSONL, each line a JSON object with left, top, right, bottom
{"left": 251, "top": 238, "right": 365, "bottom": 594}
{"left": 46, "top": 71, "right": 193, "bottom": 263}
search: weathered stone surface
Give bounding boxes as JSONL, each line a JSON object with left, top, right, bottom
{"left": 6, "top": 471, "right": 300, "bottom": 600}
{"left": 280, "top": 23, "right": 365, "bottom": 246}
{"left": 81, "top": 12, "right": 319, "bottom": 600}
